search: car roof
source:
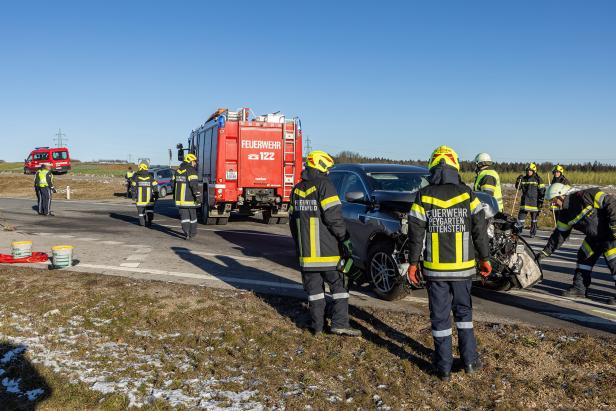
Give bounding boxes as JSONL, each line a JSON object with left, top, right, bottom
{"left": 332, "top": 163, "right": 429, "bottom": 173}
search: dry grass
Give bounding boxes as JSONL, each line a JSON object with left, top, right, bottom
{"left": 0, "top": 173, "right": 126, "bottom": 200}
{"left": 0, "top": 266, "right": 615, "bottom": 410}
{"left": 461, "top": 171, "right": 616, "bottom": 186}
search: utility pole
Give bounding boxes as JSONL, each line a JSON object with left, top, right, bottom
{"left": 128, "top": 154, "right": 133, "bottom": 164}
{"left": 53, "top": 128, "right": 67, "bottom": 147}
{"left": 304, "top": 135, "right": 312, "bottom": 154}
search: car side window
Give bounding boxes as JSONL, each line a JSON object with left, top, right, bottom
{"left": 340, "top": 173, "right": 366, "bottom": 201}
{"left": 328, "top": 172, "right": 344, "bottom": 194}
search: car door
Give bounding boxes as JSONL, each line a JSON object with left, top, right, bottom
{"left": 336, "top": 172, "right": 372, "bottom": 265}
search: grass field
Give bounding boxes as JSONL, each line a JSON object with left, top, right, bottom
{"left": 460, "top": 171, "right": 616, "bottom": 186}
{"left": 1, "top": 266, "right": 615, "bottom": 410}
{"left": 0, "top": 162, "right": 137, "bottom": 177}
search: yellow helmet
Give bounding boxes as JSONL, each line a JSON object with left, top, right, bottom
{"left": 428, "top": 145, "right": 460, "bottom": 171}
{"left": 526, "top": 162, "right": 537, "bottom": 172}
{"left": 552, "top": 164, "right": 564, "bottom": 174}
{"left": 185, "top": 153, "right": 197, "bottom": 163}
{"left": 138, "top": 162, "right": 149, "bottom": 171}
{"left": 306, "top": 150, "right": 335, "bottom": 173}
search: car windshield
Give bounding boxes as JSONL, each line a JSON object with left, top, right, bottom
{"left": 366, "top": 172, "right": 429, "bottom": 192}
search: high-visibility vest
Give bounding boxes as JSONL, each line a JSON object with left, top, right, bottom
{"left": 474, "top": 168, "right": 503, "bottom": 212}
{"left": 126, "top": 171, "right": 135, "bottom": 179}
{"left": 36, "top": 169, "right": 52, "bottom": 188}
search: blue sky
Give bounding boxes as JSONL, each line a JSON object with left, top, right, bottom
{"left": 1, "top": 1, "right": 615, "bottom": 165}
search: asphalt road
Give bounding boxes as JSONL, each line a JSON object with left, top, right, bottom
{"left": 1, "top": 196, "right": 615, "bottom": 336}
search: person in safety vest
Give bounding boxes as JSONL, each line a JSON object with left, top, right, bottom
{"left": 125, "top": 166, "right": 135, "bottom": 198}
{"left": 289, "top": 150, "right": 361, "bottom": 337}
{"left": 473, "top": 152, "right": 503, "bottom": 212}
{"left": 173, "top": 153, "right": 202, "bottom": 240}
{"left": 536, "top": 183, "right": 616, "bottom": 305}
{"left": 407, "top": 146, "right": 491, "bottom": 382}
{"left": 34, "top": 164, "right": 56, "bottom": 216}
{"left": 550, "top": 164, "right": 570, "bottom": 220}
{"left": 131, "top": 162, "right": 158, "bottom": 227}
{"left": 515, "top": 162, "right": 545, "bottom": 237}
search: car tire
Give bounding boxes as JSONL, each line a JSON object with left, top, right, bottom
{"left": 368, "top": 242, "right": 408, "bottom": 301}
{"left": 159, "top": 186, "right": 167, "bottom": 198}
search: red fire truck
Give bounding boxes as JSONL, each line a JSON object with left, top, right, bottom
{"left": 24, "top": 147, "right": 72, "bottom": 174}
{"left": 177, "top": 108, "right": 303, "bottom": 225}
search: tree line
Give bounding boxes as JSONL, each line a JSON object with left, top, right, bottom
{"left": 333, "top": 150, "right": 616, "bottom": 173}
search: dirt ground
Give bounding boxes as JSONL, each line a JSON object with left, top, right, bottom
{"left": 1, "top": 266, "right": 615, "bottom": 410}
{"left": 0, "top": 172, "right": 126, "bottom": 200}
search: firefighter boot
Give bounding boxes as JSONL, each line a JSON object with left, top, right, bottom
{"left": 562, "top": 287, "right": 588, "bottom": 298}
{"left": 529, "top": 221, "right": 537, "bottom": 238}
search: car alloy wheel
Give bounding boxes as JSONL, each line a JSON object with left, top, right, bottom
{"left": 370, "top": 251, "right": 399, "bottom": 294}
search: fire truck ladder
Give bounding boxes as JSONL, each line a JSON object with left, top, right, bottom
{"left": 282, "top": 119, "right": 297, "bottom": 200}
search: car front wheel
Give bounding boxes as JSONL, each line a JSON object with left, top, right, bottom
{"left": 368, "top": 242, "right": 408, "bottom": 301}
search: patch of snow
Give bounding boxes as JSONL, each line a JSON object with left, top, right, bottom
{"left": 26, "top": 388, "right": 45, "bottom": 401}
{"left": 0, "top": 345, "right": 26, "bottom": 364}
{"left": 43, "top": 309, "right": 60, "bottom": 317}
{"left": 2, "top": 377, "right": 22, "bottom": 394}
{"left": 92, "top": 381, "right": 116, "bottom": 394}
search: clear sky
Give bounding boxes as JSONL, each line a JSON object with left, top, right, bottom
{"left": 1, "top": 0, "right": 615, "bottom": 165}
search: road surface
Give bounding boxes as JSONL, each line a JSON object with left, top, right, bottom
{"left": 1, "top": 196, "right": 615, "bottom": 335}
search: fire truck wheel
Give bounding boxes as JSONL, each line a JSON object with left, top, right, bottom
{"left": 262, "top": 211, "right": 278, "bottom": 224}
{"left": 216, "top": 217, "right": 228, "bottom": 225}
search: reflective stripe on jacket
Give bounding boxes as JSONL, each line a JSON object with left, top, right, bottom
{"left": 408, "top": 183, "right": 489, "bottom": 281}
{"left": 474, "top": 168, "right": 503, "bottom": 212}
{"left": 542, "top": 188, "right": 616, "bottom": 256}
{"left": 515, "top": 173, "right": 545, "bottom": 211}
{"left": 34, "top": 169, "right": 53, "bottom": 188}
{"left": 131, "top": 171, "right": 158, "bottom": 206}
{"left": 173, "top": 163, "right": 201, "bottom": 208}
{"left": 289, "top": 168, "right": 347, "bottom": 272}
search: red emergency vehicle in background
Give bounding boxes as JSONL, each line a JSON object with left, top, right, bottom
{"left": 178, "top": 108, "right": 303, "bottom": 225}
{"left": 24, "top": 147, "right": 72, "bottom": 174}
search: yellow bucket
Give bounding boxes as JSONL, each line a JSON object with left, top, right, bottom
{"left": 12, "top": 241, "right": 32, "bottom": 259}
{"left": 51, "top": 245, "right": 74, "bottom": 268}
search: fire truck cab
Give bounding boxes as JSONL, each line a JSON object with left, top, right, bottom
{"left": 178, "top": 108, "right": 303, "bottom": 225}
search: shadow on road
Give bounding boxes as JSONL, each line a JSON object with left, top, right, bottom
{"left": 214, "top": 229, "right": 298, "bottom": 271}
{"left": 109, "top": 212, "right": 185, "bottom": 239}
{"left": 0, "top": 342, "right": 51, "bottom": 410}
{"left": 472, "top": 287, "right": 616, "bottom": 334}
{"left": 171, "top": 246, "right": 433, "bottom": 369}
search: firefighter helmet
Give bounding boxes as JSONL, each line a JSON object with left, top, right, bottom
{"left": 545, "top": 183, "right": 573, "bottom": 200}
{"left": 138, "top": 162, "right": 149, "bottom": 171}
{"left": 474, "top": 152, "right": 493, "bottom": 167}
{"left": 184, "top": 153, "right": 197, "bottom": 163}
{"left": 306, "top": 150, "right": 335, "bottom": 173}
{"left": 552, "top": 164, "right": 564, "bottom": 174}
{"left": 526, "top": 162, "right": 538, "bottom": 172}
{"left": 429, "top": 146, "right": 460, "bottom": 171}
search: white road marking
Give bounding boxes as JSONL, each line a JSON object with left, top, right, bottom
{"left": 120, "top": 262, "right": 141, "bottom": 268}
{"left": 77, "top": 238, "right": 100, "bottom": 242}
{"left": 175, "top": 249, "right": 258, "bottom": 262}
{"left": 126, "top": 254, "right": 148, "bottom": 261}
{"left": 544, "top": 312, "right": 616, "bottom": 325}
{"left": 77, "top": 263, "right": 304, "bottom": 290}
{"left": 591, "top": 309, "right": 616, "bottom": 319}
{"left": 100, "top": 240, "right": 124, "bottom": 245}
{"left": 55, "top": 234, "right": 75, "bottom": 239}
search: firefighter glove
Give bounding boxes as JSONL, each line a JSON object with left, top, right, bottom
{"left": 535, "top": 250, "right": 548, "bottom": 262}
{"left": 341, "top": 239, "right": 353, "bottom": 258}
{"left": 479, "top": 260, "right": 492, "bottom": 278}
{"left": 611, "top": 225, "right": 616, "bottom": 240}
{"left": 407, "top": 264, "right": 420, "bottom": 286}
{"left": 52, "top": 188, "right": 57, "bottom": 194}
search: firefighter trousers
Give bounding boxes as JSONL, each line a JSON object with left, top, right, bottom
{"left": 35, "top": 187, "right": 41, "bottom": 213}
{"left": 517, "top": 210, "right": 539, "bottom": 236}
{"left": 302, "top": 270, "right": 350, "bottom": 332}
{"left": 427, "top": 279, "right": 478, "bottom": 373}
{"left": 572, "top": 237, "right": 616, "bottom": 294}
{"left": 38, "top": 187, "right": 52, "bottom": 215}
{"left": 179, "top": 208, "right": 198, "bottom": 237}
{"left": 137, "top": 206, "right": 154, "bottom": 227}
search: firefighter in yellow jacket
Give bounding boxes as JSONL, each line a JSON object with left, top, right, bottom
{"left": 34, "top": 164, "right": 56, "bottom": 216}
{"left": 289, "top": 150, "right": 361, "bottom": 337}
{"left": 473, "top": 152, "right": 503, "bottom": 212}
{"left": 173, "top": 153, "right": 202, "bottom": 240}
{"left": 131, "top": 163, "right": 158, "bottom": 227}
{"left": 407, "top": 146, "right": 492, "bottom": 381}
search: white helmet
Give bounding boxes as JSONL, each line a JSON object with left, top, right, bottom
{"left": 474, "top": 152, "right": 493, "bottom": 167}
{"left": 545, "top": 183, "right": 574, "bottom": 200}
